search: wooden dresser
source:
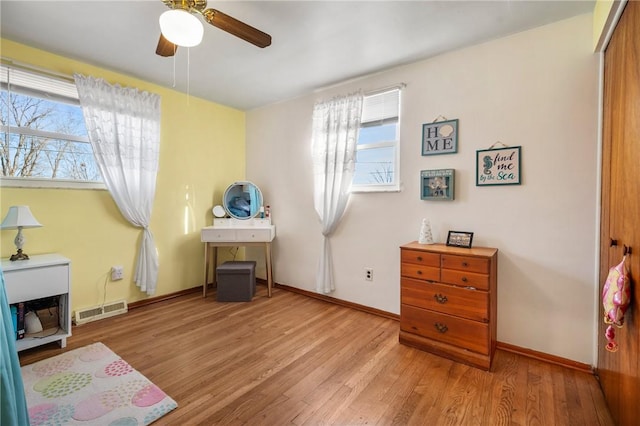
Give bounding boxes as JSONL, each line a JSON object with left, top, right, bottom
{"left": 399, "top": 242, "right": 498, "bottom": 370}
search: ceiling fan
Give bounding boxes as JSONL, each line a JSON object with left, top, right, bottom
{"left": 156, "top": 0, "right": 272, "bottom": 57}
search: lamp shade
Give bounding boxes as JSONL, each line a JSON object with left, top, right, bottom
{"left": 0, "top": 206, "right": 42, "bottom": 229}
{"left": 159, "top": 9, "right": 204, "bottom": 47}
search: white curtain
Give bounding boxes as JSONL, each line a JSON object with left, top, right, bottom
{"left": 74, "top": 74, "right": 161, "bottom": 295}
{"left": 312, "top": 92, "right": 363, "bottom": 294}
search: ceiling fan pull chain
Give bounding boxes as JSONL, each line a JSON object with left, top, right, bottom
{"left": 187, "top": 47, "right": 191, "bottom": 105}
{"left": 172, "top": 53, "right": 176, "bottom": 88}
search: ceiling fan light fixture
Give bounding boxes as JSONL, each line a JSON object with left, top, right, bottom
{"left": 159, "top": 9, "right": 204, "bottom": 47}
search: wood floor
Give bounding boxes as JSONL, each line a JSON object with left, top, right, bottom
{"left": 19, "top": 286, "right": 614, "bottom": 425}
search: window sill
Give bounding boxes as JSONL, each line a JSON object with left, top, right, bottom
{"left": 351, "top": 185, "right": 401, "bottom": 194}
{"left": 0, "top": 177, "right": 106, "bottom": 190}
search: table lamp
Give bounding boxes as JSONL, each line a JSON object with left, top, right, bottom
{"left": 1, "top": 205, "right": 42, "bottom": 261}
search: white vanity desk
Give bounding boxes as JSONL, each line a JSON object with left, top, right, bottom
{"left": 201, "top": 218, "right": 276, "bottom": 298}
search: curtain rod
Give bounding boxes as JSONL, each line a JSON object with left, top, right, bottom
{"left": 1, "top": 57, "right": 75, "bottom": 83}
{"left": 364, "top": 83, "right": 406, "bottom": 96}
{"left": 315, "top": 69, "right": 407, "bottom": 93}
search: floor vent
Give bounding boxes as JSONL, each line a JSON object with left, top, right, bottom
{"left": 74, "top": 300, "right": 128, "bottom": 325}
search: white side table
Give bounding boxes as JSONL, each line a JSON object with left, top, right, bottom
{"left": 2, "top": 254, "right": 71, "bottom": 351}
{"left": 201, "top": 225, "right": 276, "bottom": 298}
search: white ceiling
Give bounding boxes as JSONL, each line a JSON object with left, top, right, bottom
{"left": 0, "top": 0, "right": 594, "bottom": 111}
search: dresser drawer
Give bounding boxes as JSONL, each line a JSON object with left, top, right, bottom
{"left": 401, "top": 249, "right": 440, "bottom": 267}
{"left": 441, "top": 269, "right": 489, "bottom": 291}
{"left": 441, "top": 255, "right": 489, "bottom": 274}
{"left": 400, "top": 304, "right": 489, "bottom": 355}
{"left": 201, "top": 226, "right": 275, "bottom": 242}
{"left": 201, "top": 227, "right": 237, "bottom": 242}
{"left": 236, "top": 228, "right": 274, "bottom": 242}
{"left": 401, "top": 263, "right": 440, "bottom": 281}
{"left": 401, "top": 278, "right": 489, "bottom": 322}
{"left": 4, "top": 264, "right": 69, "bottom": 304}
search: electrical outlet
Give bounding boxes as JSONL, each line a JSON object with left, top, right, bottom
{"left": 111, "top": 265, "right": 124, "bottom": 281}
{"left": 365, "top": 268, "right": 373, "bottom": 281}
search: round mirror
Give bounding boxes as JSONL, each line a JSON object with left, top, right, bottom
{"left": 222, "top": 181, "right": 263, "bottom": 220}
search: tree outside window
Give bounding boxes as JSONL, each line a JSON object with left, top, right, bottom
{"left": 1, "top": 64, "right": 102, "bottom": 185}
{"left": 351, "top": 88, "right": 401, "bottom": 192}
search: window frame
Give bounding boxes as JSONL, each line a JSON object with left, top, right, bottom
{"left": 351, "top": 87, "right": 402, "bottom": 193}
{"left": 0, "top": 62, "right": 105, "bottom": 190}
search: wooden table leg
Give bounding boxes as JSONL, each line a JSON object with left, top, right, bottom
{"left": 203, "top": 242, "right": 209, "bottom": 298}
{"left": 212, "top": 247, "right": 218, "bottom": 291}
{"left": 265, "top": 242, "right": 273, "bottom": 297}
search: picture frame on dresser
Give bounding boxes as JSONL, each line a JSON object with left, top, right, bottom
{"left": 446, "top": 230, "right": 474, "bottom": 248}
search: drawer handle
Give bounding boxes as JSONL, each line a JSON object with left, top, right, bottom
{"left": 433, "top": 294, "right": 448, "bottom": 304}
{"left": 417, "top": 270, "right": 422, "bottom": 275}
{"left": 417, "top": 256, "right": 423, "bottom": 261}
{"left": 434, "top": 323, "right": 448, "bottom": 333}
{"left": 462, "top": 262, "right": 469, "bottom": 267}
{"left": 461, "top": 277, "right": 468, "bottom": 282}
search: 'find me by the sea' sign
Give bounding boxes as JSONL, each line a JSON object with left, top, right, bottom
{"left": 476, "top": 146, "right": 522, "bottom": 186}
{"left": 422, "top": 119, "right": 458, "bottom": 155}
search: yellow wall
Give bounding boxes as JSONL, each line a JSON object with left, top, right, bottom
{"left": 593, "top": 0, "right": 616, "bottom": 51}
{"left": 0, "top": 39, "right": 246, "bottom": 313}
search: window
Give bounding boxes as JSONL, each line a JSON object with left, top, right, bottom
{"left": 0, "top": 63, "right": 103, "bottom": 189}
{"left": 351, "top": 87, "right": 401, "bottom": 192}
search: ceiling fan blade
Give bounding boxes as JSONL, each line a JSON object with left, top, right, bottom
{"left": 203, "top": 9, "right": 271, "bottom": 48}
{"left": 156, "top": 33, "right": 178, "bottom": 57}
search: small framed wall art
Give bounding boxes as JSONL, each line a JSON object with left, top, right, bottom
{"left": 446, "top": 231, "right": 474, "bottom": 248}
{"left": 421, "top": 169, "right": 455, "bottom": 201}
{"left": 476, "top": 145, "right": 521, "bottom": 186}
{"left": 422, "top": 119, "right": 458, "bottom": 156}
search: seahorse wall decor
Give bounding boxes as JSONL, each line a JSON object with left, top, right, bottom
{"left": 483, "top": 155, "right": 493, "bottom": 175}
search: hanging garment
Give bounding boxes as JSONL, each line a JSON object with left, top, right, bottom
{"left": 602, "top": 256, "right": 632, "bottom": 352}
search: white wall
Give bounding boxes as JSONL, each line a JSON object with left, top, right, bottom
{"left": 246, "top": 14, "right": 599, "bottom": 364}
